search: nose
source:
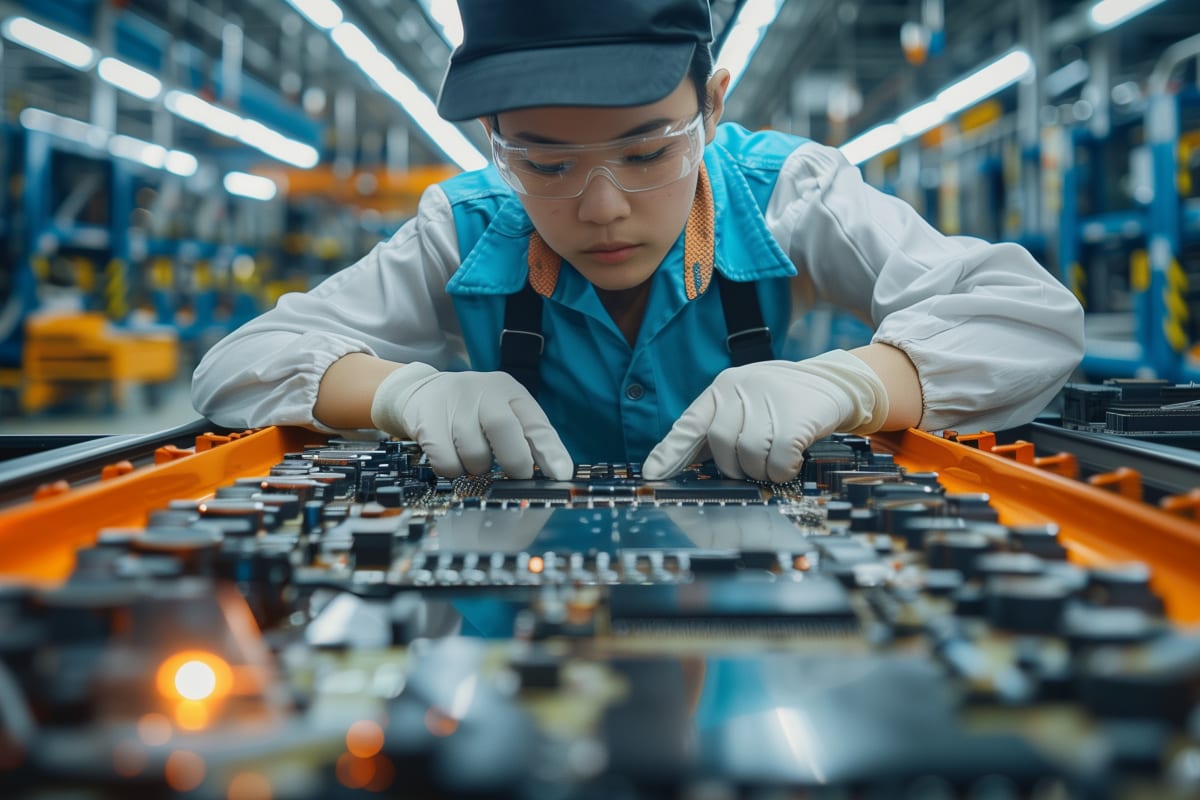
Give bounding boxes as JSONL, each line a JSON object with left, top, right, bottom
{"left": 576, "top": 168, "right": 631, "bottom": 226}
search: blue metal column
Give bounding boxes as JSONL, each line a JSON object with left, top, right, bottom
{"left": 1147, "top": 91, "right": 1184, "bottom": 379}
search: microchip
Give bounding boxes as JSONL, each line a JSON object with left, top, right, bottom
{"left": 651, "top": 481, "right": 763, "bottom": 503}
{"left": 485, "top": 480, "right": 574, "bottom": 502}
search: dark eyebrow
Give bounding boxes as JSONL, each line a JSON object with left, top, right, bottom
{"left": 513, "top": 117, "right": 677, "bottom": 145}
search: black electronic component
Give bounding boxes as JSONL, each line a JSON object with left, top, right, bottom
{"left": 651, "top": 481, "right": 764, "bottom": 502}
{"left": 485, "top": 480, "right": 574, "bottom": 502}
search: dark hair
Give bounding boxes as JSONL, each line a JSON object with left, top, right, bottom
{"left": 689, "top": 43, "right": 714, "bottom": 116}
{"left": 489, "top": 43, "right": 714, "bottom": 132}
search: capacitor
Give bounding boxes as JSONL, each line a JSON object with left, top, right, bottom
{"left": 986, "top": 574, "right": 1074, "bottom": 635}
{"left": 925, "top": 531, "right": 992, "bottom": 577}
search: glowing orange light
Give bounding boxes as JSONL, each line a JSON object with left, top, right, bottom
{"left": 227, "top": 771, "right": 273, "bottom": 800}
{"left": 336, "top": 752, "right": 376, "bottom": 789}
{"left": 156, "top": 651, "right": 233, "bottom": 704}
{"left": 365, "top": 755, "right": 395, "bottom": 792}
{"left": 174, "top": 700, "right": 210, "bottom": 731}
{"left": 345, "top": 720, "right": 385, "bottom": 759}
{"left": 528, "top": 556, "right": 545, "bottom": 574}
{"left": 137, "top": 713, "right": 173, "bottom": 746}
{"left": 164, "top": 750, "right": 206, "bottom": 792}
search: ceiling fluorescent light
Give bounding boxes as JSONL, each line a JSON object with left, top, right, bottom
{"left": 19, "top": 107, "right": 199, "bottom": 177}
{"left": 896, "top": 101, "right": 948, "bottom": 137}
{"left": 224, "top": 171, "right": 278, "bottom": 201}
{"left": 840, "top": 48, "right": 1033, "bottom": 166}
{"left": 164, "top": 150, "right": 199, "bottom": 177}
{"left": 165, "top": 90, "right": 242, "bottom": 137}
{"left": 19, "top": 107, "right": 104, "bottom": 147}
{"left": 165, "top": 90, "right": 319, "bottom": 168}
{"left": 421, "top": 0, "right": 463, "bottom": 48}
{"left": 718, "top": 0, "right": 786, "bottom": 95}
{"left": 936, "top": 50, "right": 1033, "bottom": 115}
{"left": 108, "top": 134, "right": 168, "bottom": 169}
{"left": 330, "top": 21, "right": 486, "bottom": 171}
{"left": 2, "top": 16, "right": 96, "bottom": 69}
{"left": 238, "top": 119, "right": 320, "bottom": 169}
{"left": 282, "top": 0, "right": 343, "bottom": 30}
{"left": 1044, "top": 58, "right": 1090, "bottom": 98}
{"left": 1090, "top": 0, "right": 1167, "bottom": 30}
{"left": 840, "top": 123, "right": 903, "bottom": 166}
{"left": 98, "top": 57, "right": 163, "bottom": 100}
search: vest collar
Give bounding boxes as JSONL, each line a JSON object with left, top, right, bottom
{"left": 445, "top": 144, "right": 795, "bottom": 299}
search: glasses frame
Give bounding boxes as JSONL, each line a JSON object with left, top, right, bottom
{"left": 490, "top": 113, "right": 707, "bottom": 199}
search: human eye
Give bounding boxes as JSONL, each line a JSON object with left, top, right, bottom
{"left": 524, "top": 158, "right": 574, "bottom": 175}
{"left": 622, "top": 146, "right": 668, "bottom": 165}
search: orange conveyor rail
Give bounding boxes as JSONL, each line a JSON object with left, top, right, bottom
{"left": 0, "top": 426, "right": 321, "bottom": 584}
{"left": 873, "top": 428, "right": 1200, "bottom": 623}
{"left": 1, "top": 425, "right": 1198, "bottom": 621}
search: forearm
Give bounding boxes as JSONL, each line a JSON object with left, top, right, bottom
{"left": 848, "top": 343, "right": 922, "bottom": 431}
{"left": 314, "top": 352, "right": 407, "bottom": 430}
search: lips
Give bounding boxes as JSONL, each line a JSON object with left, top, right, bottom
{"left": 584, "top": 242, "right": 640, "bottom": 265}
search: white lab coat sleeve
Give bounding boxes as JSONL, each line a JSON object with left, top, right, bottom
{"left": 190, "top": 185, "right": 465, "bottom": 433}
{"left": 765, "top": 141, "right": 1084, "bottom": 433}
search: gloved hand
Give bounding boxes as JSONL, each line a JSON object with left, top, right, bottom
{"left": 642, "top": 350, "right": 890, "bottom": 483}
{"left": 370, "top": 362, "right": 574, "bottom": 480}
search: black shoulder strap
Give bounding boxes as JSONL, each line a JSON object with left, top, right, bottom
{"left": 715, "top": 273, "right": 774, "bottom": 366}
{"left": 499, "top": 281, "right": 544, "bottom": 397}
{"left": 501, "top": 272, "right": 772, "bottom": 397}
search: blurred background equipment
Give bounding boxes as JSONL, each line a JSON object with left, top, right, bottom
{"left": 0, "top": 0, "right": 1195, "bottom": 429}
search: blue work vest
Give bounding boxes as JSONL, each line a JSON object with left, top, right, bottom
{"left": 441, "top": 124, "right": 807, "bottom": 464}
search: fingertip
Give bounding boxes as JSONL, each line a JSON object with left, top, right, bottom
{"left": 545, "top": 462, "right": 574, "bottom": 481}
{"left": 640, "top": 462, "right": 669, "bottom": 481}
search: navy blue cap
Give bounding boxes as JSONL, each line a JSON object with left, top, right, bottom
{"left": 437, "top": 0, "right": 713, "bottom": 121}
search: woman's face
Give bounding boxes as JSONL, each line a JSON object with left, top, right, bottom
{"left": 491, "top": 71, "right": 727, "bottom": 292}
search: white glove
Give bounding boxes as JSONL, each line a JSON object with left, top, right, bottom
{"left": 370, "top": 363, "right": 574, "bottom": 480}
{"left": 642, "top": 350, "right": 889, "bottom": 483}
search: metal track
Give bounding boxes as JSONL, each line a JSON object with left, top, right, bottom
{"left": 1028, "top": 421, "right": 1200, "bottom": 500}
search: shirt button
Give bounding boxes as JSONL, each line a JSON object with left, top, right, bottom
{"left": 625, "top": 383, "right": 645, "bottom": 401}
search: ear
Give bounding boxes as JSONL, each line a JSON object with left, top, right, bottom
{"left": 704, "top": 69, "right": 731, "bottom": 143}
{"left": 477, "top": 116, "right": 493, "bottom": 137}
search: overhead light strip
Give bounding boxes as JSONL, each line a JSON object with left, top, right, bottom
{"left": 840, "top": 49, "right": 1033, "bottom": 166}
{"left": 1, "top": 16, "right": 96, "bottom": 69}
{"left": 717, "top": 0, "right": 787, "bottom": 95}
{"left": 416, "top": 0, "right": 463, "bottom": 48}
{"left": 97, "top": 56, "right": 163, "bottom": 100}
{"left": 286, "top": 0, "right": 485, "bottom": 171}
{"left": 1089, "top": 0, "right": 1167, "bottom": 30}
{"left": 19, "top": 108, "right": 198, "bottom": 177}
{"left": 20, "top": 107, "right": 275, "bottom": 201}
{"left": 224, "top": 171, "right": 279, "bottom": 201}
{"left": 840, "top": 0, "right": 1173, "bottom": 167}
{"left": 282, "top": 0, "right": 343, "bottom": 30}
{"left": 2, "top": 14, "right": 319, "bottom": 170}
{"left": 328, "top": 21, "right": 485, "bottom": 171}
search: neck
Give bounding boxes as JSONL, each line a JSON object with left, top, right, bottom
{"left": 595, "top": 282, "right": 652, "bottom": 348}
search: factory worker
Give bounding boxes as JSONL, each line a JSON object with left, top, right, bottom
{"left": 192, "top": 0, "right": 1084, "bottom": 484}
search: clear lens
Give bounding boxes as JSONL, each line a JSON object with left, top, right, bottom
{"left": 491, "top": 114, "right": 705, "bottom": 198}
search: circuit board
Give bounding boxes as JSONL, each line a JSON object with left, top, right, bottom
{"left": 1, "top": 429, "right": 1199, "bottom": 799}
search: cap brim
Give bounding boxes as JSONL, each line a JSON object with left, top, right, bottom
{"left": 437, "top": 41, "right": 696, "bottom": 121}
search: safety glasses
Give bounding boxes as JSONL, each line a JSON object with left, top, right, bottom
{"left": 490, "top": 113, "right": 706, "bottom": 199}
